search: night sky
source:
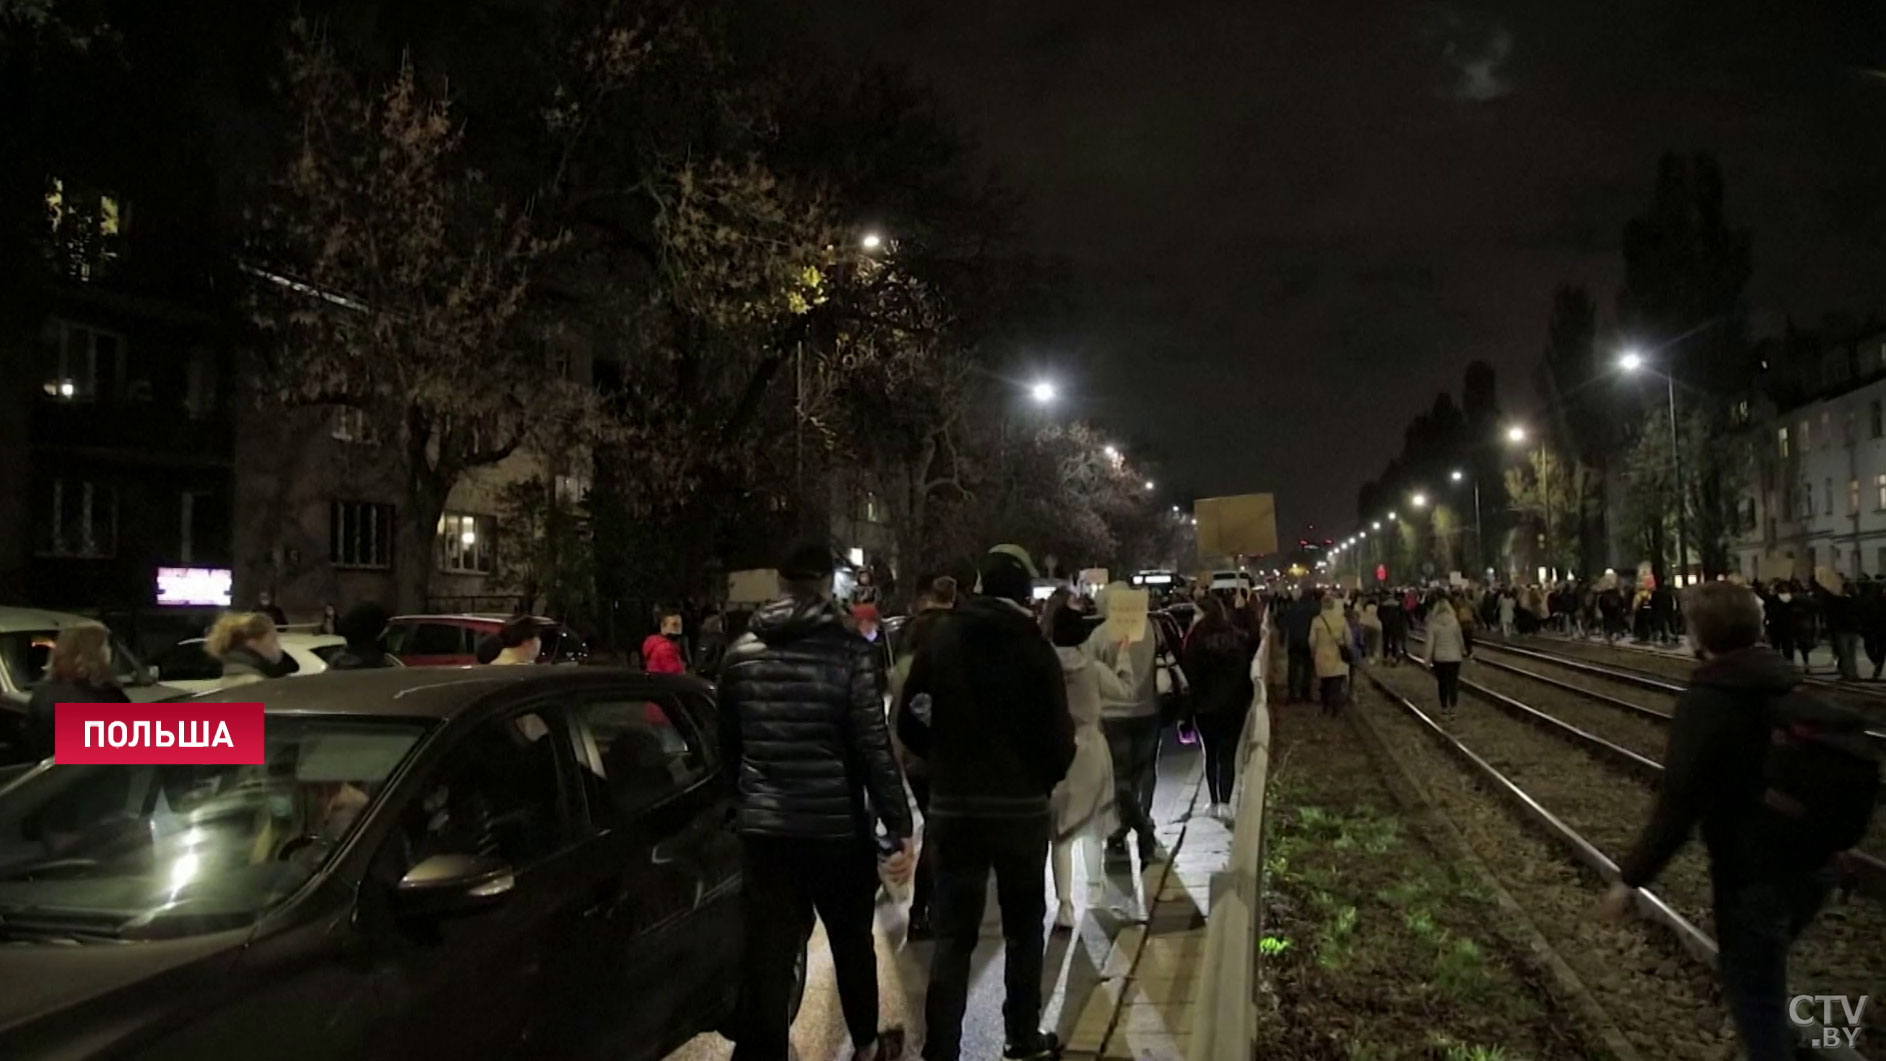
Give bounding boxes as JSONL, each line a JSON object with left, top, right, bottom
{"left": 785, "top": 1, "right": 1886, "bottom": 540}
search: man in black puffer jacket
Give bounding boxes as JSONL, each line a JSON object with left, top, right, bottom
{"left": 718, "top": 542, "right": 913, "bottom": 1061}
{"left": 899, "top": 544, "right": 1075, "bottom": 1061}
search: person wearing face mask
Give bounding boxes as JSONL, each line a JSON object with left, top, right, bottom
{"left": 643, "top": 609, "right": 688, "bottom": 675}
{"left": 205, "top": 612, "right": 295, "bottom": 688}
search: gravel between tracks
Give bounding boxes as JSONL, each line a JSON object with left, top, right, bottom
{"left": 1347, "top": 679, "right": 1735, "bottom": 1060}
{"left": 1364, "top": 664, "right": 1886, "bottom": 1049}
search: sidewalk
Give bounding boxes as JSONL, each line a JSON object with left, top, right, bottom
{"left": 1063, "top": 754, "right": 1229, "bottom": 1060}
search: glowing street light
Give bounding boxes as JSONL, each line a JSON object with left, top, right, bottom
{"left": 861, "top": 232, "right": 884, "bottom": 251}
{"left": 1618, "top": 348, "right": 1645, "bottom": 373}
{"left": 1387, "top": 511, "right": 1397, "bottom": 521}
{"left": 1030, "top": 380, "right": 1057, "bottom": 404}
{"left": 1507, "top": 425, "right": 1527, "bottom": 444}
{"left": 1372, "top": 521, "right": 1381, "bottom": 530}
{"left": 1450, "top": 469, "right": 1464, "bottom": 482}
{"left": 1103, "top": 445, "right": 1120, "bottom": 460}
{"left": 1411, "top": 492, "right": 1429, "bottom": 508}
{"left": 1143, "top": 480, "right": 1156, "bottom": 492}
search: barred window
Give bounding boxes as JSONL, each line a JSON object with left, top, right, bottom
{"left": 439, "top": 513, "right": 495, "bottom": 574}
{"left": 331, "top": 501, "right": 393, "bottom": 568}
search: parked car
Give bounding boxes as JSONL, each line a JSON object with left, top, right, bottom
{"left": 148, "top": 633, "right": 402, "bottom": 693}
{"left": 384, "top": 614, "right": 587, "bottom": 667}
{"left": 0, "top": 606, "right": 181, "bottom": 762}
{"left": 0, "top": 667, "right": 799, "bottom": 1059}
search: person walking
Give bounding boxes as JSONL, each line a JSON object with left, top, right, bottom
{"left": 1452, "top": 592, "right": 1478, "bottom": 659}
{"left": 325, "top": 602, "right": 399, "bottom": 669}
{"left": 1042, "top": 591, "right": 1129, "bottom": 930}
{"left": 25, "top": 622, "right": 127, "bottom": 760}
{"left": 1379, "top": 593, "right": 1408, "bottom": 664}
{"left": 1308, "top": 591, "right": 1351, "bottom": 716}
{"left": 720, "top": 543, "right": 914, "bottom": 1061}
{"left": 1602, "top": 582, "right": 1871, "bottom": 1061}
{"left": 1183, "top": 596, "right": 1255, "bottom": 817}
{"left": 1084, "top": 581, "right": 1164, "bottom": 865}
{"left": 642, "top": 609, "right": 688, "bottom": 675}
{"left": 1283, "top": 590, "right": 1317, "bottom": 703}
{"left": 1787, "top": 584, "right": 1819, "bottom": 672}
{"left": 205, "top": 612, "right": 295, "bottom": 687}
{"left": 1497, "top": 590, "right": 1517, "bottom": 639}
{"left": 898, "top": 545, "right": 1074, "bottom": 1061}
{"left": 888, "top": 574, "right": 957, "bottom": 943}
{"left": 1424, "top": 600, "right": 1467, "bottom": 721}
{"left": 1358, "top": 596, "right": 1383, "bottom": 662}
{"left": 488, "top": 616, "right": 542, "bottom": 666}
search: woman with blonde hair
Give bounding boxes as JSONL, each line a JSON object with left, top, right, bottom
{"left": 26, "top": 622, "right": 127, "bottom": 759}
{"left": 205, "top": 612, "right": 293, "bottom": 687}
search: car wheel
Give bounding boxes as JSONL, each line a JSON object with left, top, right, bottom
{"left": 787, "top": 937, "right": 808, "bottom": 1022}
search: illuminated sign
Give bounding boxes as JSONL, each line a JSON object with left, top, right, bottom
{"left": 155, "top": 567, "right": 233, "bottom": 607}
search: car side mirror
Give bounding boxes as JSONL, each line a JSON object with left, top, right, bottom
{"left": 395, "top": 853, "right": 515, "bottom": 917}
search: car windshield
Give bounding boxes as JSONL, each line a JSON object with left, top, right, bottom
{"left": 0, "top": 717, "right": 427, "bottom": 939}
{"left": 0, "top": 629, "right": 145, "bottom": 692}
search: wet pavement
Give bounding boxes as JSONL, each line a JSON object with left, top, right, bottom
{"left": 664, "top": 739, "right": 1210, "bottom": 1061}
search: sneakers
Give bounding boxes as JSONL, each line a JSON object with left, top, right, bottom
{"left": 1004, "top": 1031, "right": 1063, "bottom": 1060}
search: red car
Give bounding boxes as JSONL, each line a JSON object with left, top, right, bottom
{"left": 385, "top": 614, "right": 589, "bottom": 667}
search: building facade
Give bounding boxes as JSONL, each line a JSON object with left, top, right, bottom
{"left": 1736, "top": 331, "right": 1886, "bottom": 583}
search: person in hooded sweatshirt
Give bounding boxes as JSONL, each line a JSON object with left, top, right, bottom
{"left": 26, "top": 622, "right": 127, "bottom": 760}
{"left": 1042, "top": 590, "right": 1131, "bottom": 931}
{"left": 642, "top": 608, "right": 688, "bottom": 674}
{"left": 1083, "top": 580, "right": 1164, "bottom": 865}
{"left": 1602, "top": 582, "right": 1843, "bottom": 1061}
{"left": 721, "top": 543, "right": 914, "bottom": 1061}
{"left": 898, "top": 545, "right": 1074, "bottom": 1061}
{"left": 325, "top": 602, "right": 399, "bottom": 669}
{"left": 205, "top": 612, "right": 295, "bottom": 688}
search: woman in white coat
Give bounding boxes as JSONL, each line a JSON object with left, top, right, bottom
{"left": 1044, "top": 592, "right": 1134, "bottom": 929}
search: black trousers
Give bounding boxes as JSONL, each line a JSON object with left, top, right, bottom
{"left": 908, "top": 773, "right": 936, "bottom": 918}
{"left": 1286, "top": 646, "right": 1313, "bottom": 701}
{"left": 1318, "top": 675, "right": 1346, "bottom": 715}
{"left": 1432, "top": 661, "right": 1462, "bottom": 708}
{"left": 1714, "top": 871, "right": 1829, "bottom": 1061}
{"left": 1102, "top": 715, "right": 1162, "bottom": 843}
{"left": 735, "top": 835, "right": 880, "bottom": 1061}
{"left": 924, "top": 814, "right": 1052, "bottom": 1061}
{"left": 1196, "top": 708, "right": 1247, "bottom": 804}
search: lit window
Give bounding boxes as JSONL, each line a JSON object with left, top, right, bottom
{"left": 331, "top": 501, "right": 393, "bottom": 568}
{"left": 1849, "top": 478, "right": 1860, "bottom": 515}
{"left": 1778, "top": 426, "right": 1790, "bottom": 458}
{"left": 41, "top": 319, "right": 125, "bottom": 402}
{"left": 554, "top": 475, "right": 590, "bottom": 509}
{"left": 1800, "top": 419, "right": 1811, "bottom": 452}
{"left": 331, "top": 406, "right": 376, "bottom": 444}
{"left": 439, "top": 513, "right": 495, "bottom": 574}
{"left": 44, "top": 178, "right": 124, "bottom": 281}
{"left": 1876, "top": 473, "right": 1885, "bottom": 511}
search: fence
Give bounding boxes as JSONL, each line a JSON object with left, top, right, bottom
{"left": 1188, "top": 610, "right": 1273, "bottom": 1061}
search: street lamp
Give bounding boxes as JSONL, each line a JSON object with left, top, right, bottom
{"left": 1030, "top": 380, "right": 1057, "bottom": 405}
{"left": 1412, "top": 492, "right": 1429, "bottom": 508}
{"left": 861, "top": 232, "right": 884, "bottom": 251}
{"left": 1144, "top": 480, "right": 1156, "bottom": 492}
{"left": 1507, "top": 425, "right": 1527, "bottom": 444}
{"left": 1372, "top": 521, "right": 1381, "bottom": 530}
{"left": 1103, "top": 445, "right": 1120, "bottom": 460}
{"left": 1387, "top": 511, "right": 1397, "bottom": 521}
{"left": 1619, "top": 349, "right": 1687, "bottom": 585}
{"left": 1452, "top": 466, "right": 1484, "bottom": 575}
{"left": 1450, "top": 470, "right": 1463, "bottom": 482}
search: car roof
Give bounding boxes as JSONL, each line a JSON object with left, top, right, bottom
{"left": 173, "top": 666, "right": 710, "bottom": 720}
{"left": 0, "top": 605, "right": 103, "bottom": 634}
{"left": 388, "top": 614, "right": 559, "bottom": 625}
{"left": 176, "top": 633, "right": 345, "bottom": 649}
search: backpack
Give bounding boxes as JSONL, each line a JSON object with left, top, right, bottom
{"left": 1758, "top": 692, "right": 1882, "bottom": 860}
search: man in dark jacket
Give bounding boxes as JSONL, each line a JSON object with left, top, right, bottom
{"left": 1283, "top": 590, "right": 1317, "bottom": 701}
{"left": 1602, "top": 581, "right": 1833, "bottom": 1061}
{"left": 719, "top": 543, "right": 913, "bottom": 1061}
{"left": 324, "top": 602, "right": 399, "bottom": 670}
{"left": 898, "top": 544, "right": 1075, "bottom": 1061}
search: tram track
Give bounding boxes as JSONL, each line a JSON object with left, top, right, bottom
{"left": 1360, "top": 660, "right": 1884, "bottom": 1054}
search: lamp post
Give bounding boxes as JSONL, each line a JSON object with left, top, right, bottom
{"left": 1451, "top": 468, "right": 1484, "bottom": 576}
{"left": 1620, "top": 350, "right": 1688, "bottom": 585}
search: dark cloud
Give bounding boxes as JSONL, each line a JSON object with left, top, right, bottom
{"left": 783, "top": 0, "right": 1886, "bottom": 540}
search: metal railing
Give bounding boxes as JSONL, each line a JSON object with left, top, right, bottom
{"left": 1188, "top": 613, "right": 1272, "bottom": 1061}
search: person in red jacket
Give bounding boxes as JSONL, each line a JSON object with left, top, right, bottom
{"left": 642, "top": 609, "right": 688, "bottom": 674}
